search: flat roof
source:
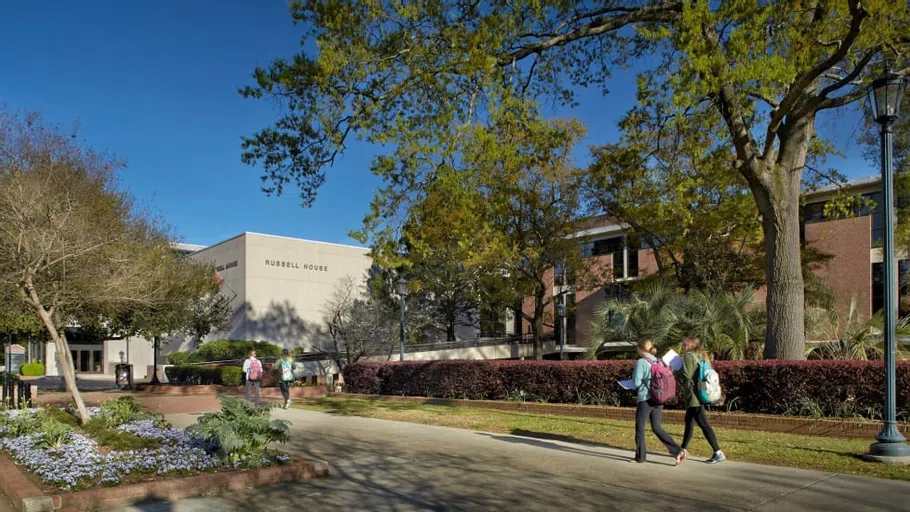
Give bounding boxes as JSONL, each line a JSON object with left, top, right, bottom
{"left": 172, "top": 242, "right": 207, "bottom": 253}
{"left": 189, "top": 231, "right": 370, "bottom": 254}
{"left": 804, "top": 175, "right": 880, "bottom": 198}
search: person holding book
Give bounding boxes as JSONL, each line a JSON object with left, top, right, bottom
{"left": 630, "top": 339, "right": 684, "bottom": 465}
{"left": 677, "top": 336, "right": 726, "bottom": 464}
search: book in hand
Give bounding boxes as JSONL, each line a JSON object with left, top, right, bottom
{"left": 662, "top": 349, "right": 683, "bottom": 372}
{"left": 618, "top": 379, "right": 636, "bottom": 390}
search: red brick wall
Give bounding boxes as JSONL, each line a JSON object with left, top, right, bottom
{"left": 573, "top": 255, "right": 613, "bottom": 346}
{"left": 638, "top": 248, "right": 658, "bottom": 276}
{"left": 520, "top": 268, "right": 556, "bottom": 336}
{"left": 805, "top": 216, "right": 872, "bottom": 318}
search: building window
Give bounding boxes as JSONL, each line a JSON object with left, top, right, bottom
{"left": 803, "top": 201, "right": 827, "bottom": 224}
{"left": 871, "top": 260, "right": 910, "bottom": 317}
{"left": 554, "top": 264, "right": 576, "bottom": 287}
{"left": 587, "top": 236, "right": 639, "bottom": 281}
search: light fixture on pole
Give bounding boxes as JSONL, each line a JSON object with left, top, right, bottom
{"left": 396, "top": 277, "right": 408, "bottom": 362}
{"left": 556, "top": 301, "right": 566, "bottom": 361}
{"left": 866, "top": 67, "right": 910, "bottom": 461}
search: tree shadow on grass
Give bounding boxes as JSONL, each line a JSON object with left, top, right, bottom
{"left": 303, "top": 398, "right": 426, "bottom": 416}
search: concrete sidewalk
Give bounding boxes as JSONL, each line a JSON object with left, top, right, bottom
{"left": 107, "top": 408, "right": 910, "bottom": 512}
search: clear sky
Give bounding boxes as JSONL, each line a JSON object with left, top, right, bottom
{"left": 0, "top": 1, "right": 877, "bottom": 248}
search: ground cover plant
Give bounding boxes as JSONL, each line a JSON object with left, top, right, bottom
{"left": 0, "top": 396, "right": 291, "bottom": 491}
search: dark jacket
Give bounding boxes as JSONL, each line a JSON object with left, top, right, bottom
{"left": 677, "top": 350, "right": 704, "bottom": 408}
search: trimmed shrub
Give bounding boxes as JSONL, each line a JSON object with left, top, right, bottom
{"left": 220, "top": 366, "right": 243, "bottom": 386}
{"left": 190, "top": 340, "right": 283, "bottom": 363}
{"left": 165, "top": 340, "right": 283, "bottom": 366}
{"left": 166, "top": 351, "right": 191, "bottom": 365}
{"left": 164, "top": 365, "right": 246, "bottom": 386}
{"left": 343, "top": 360, "right": 910, "bottom": 418}
{"left": 19, "top": 362, "right": 45, "bottom": 376}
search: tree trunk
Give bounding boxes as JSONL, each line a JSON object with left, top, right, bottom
{"left": 25, "top": 289, "right": 90, "bottom": 424}
{"left": 750, "top": 122, "right": 811, "bottom": 360}
{"left": 446, "top": 306, "right": 457, "bottom": 341}
{"left": 530, "top": 289, "right": 546, "bottom": 360}
{"left": 150, "top": 336, "right": 160, "bottom": 384}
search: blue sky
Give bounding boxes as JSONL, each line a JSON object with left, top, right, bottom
{"left": 0, "top": 1, "right": 876, "bottom": 247}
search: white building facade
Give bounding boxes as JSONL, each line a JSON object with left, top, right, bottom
{"left": 44, "top": 232, "right": 374, "bottom": 379}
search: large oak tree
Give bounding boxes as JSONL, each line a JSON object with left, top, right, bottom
{"left": 243, "top": 0, "right": 910, "bottom": 359}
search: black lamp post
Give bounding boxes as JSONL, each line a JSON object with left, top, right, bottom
{"left": 867, "top": 68, "right": 910, "bottom": 461}
{"left": 556, "top": 301, "right": 566, "bottom": 361}
{"left": 396, "top": 278, "right": 408, "bottom": 362}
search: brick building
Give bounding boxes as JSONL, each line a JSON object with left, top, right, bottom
{"left": 524, "top": 175, "right": 905, "bottom": 350}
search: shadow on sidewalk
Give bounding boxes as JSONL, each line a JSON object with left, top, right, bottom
{"left": 480, "top": 430, "right": 680, "bottom": 465}
{"left": 107, "top": 499, "right": 175, "bottom": 512}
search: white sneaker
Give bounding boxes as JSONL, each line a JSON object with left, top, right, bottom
{"left": 707, "top": 451, "right": 726, "bottom": 464}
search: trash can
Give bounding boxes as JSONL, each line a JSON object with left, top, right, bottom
{"left": 115, "top": 364, "right": 133, "bottom": 390}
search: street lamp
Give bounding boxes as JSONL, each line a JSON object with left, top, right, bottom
{"left": 867, "top": 68, "right": 910, "bottom": 461}
{"left": 556, "top": 301, "right": 566, "bottom": 361}
{"left": 396, "top": 277, "right": 408, "bottom": 362}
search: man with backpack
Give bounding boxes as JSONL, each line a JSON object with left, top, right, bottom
{"left": 242, "top": 350, "right": 263, "bottom": 405}
{"left": 630, "top": 339, "right": 684, "bottom": 464}
{"left": 677, "top": 336, "right": 726, "bottom": 464}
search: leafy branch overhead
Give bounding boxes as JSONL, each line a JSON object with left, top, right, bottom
{"left": 244, "top": 1, "right": 910, "bottom": 360}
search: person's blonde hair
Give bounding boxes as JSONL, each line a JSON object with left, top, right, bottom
{"left": 637, "top": 339, "right": 654, "bottom": 352}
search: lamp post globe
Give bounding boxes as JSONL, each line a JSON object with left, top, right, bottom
{"left": 397, "top": 278, "right": 408, "bottom": 362}
{"left": 866, "top": 68, "right": 910, "bottom": 461}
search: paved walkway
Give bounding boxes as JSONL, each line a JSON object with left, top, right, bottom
{"left": 108, "top": 408, "right": 910, "bottom": 512}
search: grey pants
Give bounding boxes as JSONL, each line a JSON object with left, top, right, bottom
{"left": 245, "top": 380, "right": 261, "bottom": 404}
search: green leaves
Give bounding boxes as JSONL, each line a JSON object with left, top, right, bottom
{"left": 188, "top": 397, "right": 291, "bottom": 462}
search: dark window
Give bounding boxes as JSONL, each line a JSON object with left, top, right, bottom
{"left": 593, "top": 237, "right": 624, "bottom": 256}
{"left": 628, "top": 248, "right": 639, "bottom": 278}
{"left": 871, "top": 260, "right": 910, "bottom": 317}
{"left": 803, "top": 201, "right": 827, "bottom": 224}
{"left": 613, "top": 247, "right": 625, "bottom": 280}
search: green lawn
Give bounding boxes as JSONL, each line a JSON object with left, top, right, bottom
{"left": 295, "top": 397, "right": 910, "bottom": 482}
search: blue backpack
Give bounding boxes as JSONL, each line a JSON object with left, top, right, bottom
{"left": 696, "top": 358, "right": 722, "bottom": 405}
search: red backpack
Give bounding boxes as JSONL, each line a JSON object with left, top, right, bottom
{"left": 248, "top": 359, "right": 263, "bottom": 382}
{"left": 646, "top": 359, "right": 676, "bottom": 404}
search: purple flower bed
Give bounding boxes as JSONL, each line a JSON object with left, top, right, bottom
{"left": 0, "top": 412, "right": 221, "bottom": 490}
{"left": 0, "top": 433, "right": 103, "bottom": 489}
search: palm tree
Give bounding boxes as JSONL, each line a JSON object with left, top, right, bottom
{"left": 806, "top": 297, "right": 910, "bottom": 360}
{"left": 587, "top": 282, "right": 764, "bottom": 360}
{"left": 681, "top": 286, "right": 765, "bottom": 360}
{"left": 587, "top": 281, "right": 684, "bottom": 358}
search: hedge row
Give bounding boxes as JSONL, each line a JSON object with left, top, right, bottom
{"left": 342, "top": 360, "right": 910, "bottom": 418}
{"left": 165, "top": 365, "right": 244, "bottom": 386}
{"left": 166, "top": 340, "right": 283, "bottom": 365}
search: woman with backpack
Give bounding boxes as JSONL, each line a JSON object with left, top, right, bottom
{"left": 630, "top": 339, "right": 684, "bottom": 465}
{"left": 242, "top": 350, "right": 262, "bottom": 405}
{"left": 278, "top": 349, "right": 295, "bottom": 409}
{"left": 677, "top": 336, "right": 726, "bottom": 464}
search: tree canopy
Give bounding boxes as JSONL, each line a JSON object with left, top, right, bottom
{"left": 0, "top": 110, "right": 220, "bottom": 422}
{"left": 244, "top": 0, "right": 910, "bottom": 359}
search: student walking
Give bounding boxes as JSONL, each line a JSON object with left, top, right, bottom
{"left": 677, "top": 336, "right": 726, "bottom": 464}
{"left": 278, "top": 349, "right": 295, "bottom": 409}
{"left": 631, "top": 339, "right": 684, "bottom": 465}
{"left": 242, "top": 350, "right": 263, "bottom": 405}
